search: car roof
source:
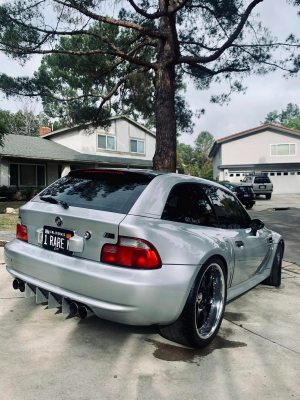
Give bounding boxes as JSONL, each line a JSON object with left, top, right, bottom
{"left": 69, "top": 168, "right": 226, "bottom": 187}
{"left": 225, "top": 182, "right": 252, "bottom": 187}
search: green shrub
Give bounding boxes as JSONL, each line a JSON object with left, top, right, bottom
{"left": 0, "top": 186, "right": 17, "bottom": 201}
{"left": 20, "top": 187, "right": 35, "bottom": 201}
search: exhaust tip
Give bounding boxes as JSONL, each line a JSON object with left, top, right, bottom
{"left": 12, "top": 279, "right": 19, "bottom": 290}
{"left": 69, "top": 302, "right": 78, "bottom": 316}
{"left": 78, "top": 306, "right": 88, "bottom": 319}
{"left": 19, "top": 281, "right": 25, "bottom": 292}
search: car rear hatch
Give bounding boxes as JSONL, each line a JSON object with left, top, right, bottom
{"left": 236, "top": 185, "right": 254, "bottom": 200}
{"left": 253, "top": 177, "right": 272, "bottom": 192}
{"left": 20, "top": 169, "right": 154, "bottom": 262}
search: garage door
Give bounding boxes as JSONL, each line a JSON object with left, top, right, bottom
{"left": 266, "top": 172, "right": 300, "bottom": 194}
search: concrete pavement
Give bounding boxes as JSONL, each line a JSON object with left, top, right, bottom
{"left": 254, "top": 193, "right": 300, "bottom": 211}
{"left": 0, "top": 246, "right": 300, "bottom": 400}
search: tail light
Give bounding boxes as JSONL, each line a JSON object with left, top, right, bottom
{"left": 101, "top": 237, "right": 162, "bottom": 269}
{"left": 16, "top": 217, "right": 28, "bottom": 242}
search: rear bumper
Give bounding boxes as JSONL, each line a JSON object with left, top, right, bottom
{"left": 4, "top": 239, "right": 199, "bottom": 325}
{"left": 253, "top": 189, "right": 273, "bottom": 194}
{"left": 240, "top": 199, "right": 255, "bottom": 206}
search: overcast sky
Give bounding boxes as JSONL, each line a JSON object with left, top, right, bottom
{"left": 0, "top": 0, "right": 299, "bottom": 144}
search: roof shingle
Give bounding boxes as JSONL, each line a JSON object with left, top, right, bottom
{"left": 0, "top": 135, "right": 152, "bottom": 166}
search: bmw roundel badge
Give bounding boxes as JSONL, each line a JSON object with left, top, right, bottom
{"left": 55, "top": 216, "right": 63, "bottom": 227}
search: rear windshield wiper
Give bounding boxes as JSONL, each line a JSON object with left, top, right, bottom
{"left": 40, "top": 196, "right": 69, "bottom": 209}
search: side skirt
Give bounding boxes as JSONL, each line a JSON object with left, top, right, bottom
{"left": 227, "top": 270, "right": 270, "bottom": 303}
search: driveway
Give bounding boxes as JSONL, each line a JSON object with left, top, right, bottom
{"left": 1, "top": 258, "right": 300, "bottom": 398}
{"left": 1, "top": 195, "right": 300, "bottom": 399}
{"left": 254, "top": 193, "right": 300, "bottom": 210}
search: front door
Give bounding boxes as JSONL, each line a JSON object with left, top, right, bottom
{"left": 205, "top": 186, "right": 271, "bottom": 286}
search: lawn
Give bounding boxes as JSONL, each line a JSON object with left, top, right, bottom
{"left": 0, "top": 214, "right": 18, "bottom": 231}
{"left": 0, "top": 201, "right": 27, "bottom": 231}
{"left": 0, "top": 201, "right": 27, "bottom": 213}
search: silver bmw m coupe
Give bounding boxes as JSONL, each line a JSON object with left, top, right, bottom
{"left": 4, "top": 169, "right": 284, "bottom": 348}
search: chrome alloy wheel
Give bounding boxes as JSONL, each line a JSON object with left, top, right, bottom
{"left": 195, "top": 262, "right": 225, "bottom": 339}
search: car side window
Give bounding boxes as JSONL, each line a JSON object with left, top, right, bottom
{"left": 204, "top": 186, "right": 246, "bottom": 229}
{"left": 161, "top": 183, "right": 218, "bottom": 227}
{"left": 237, "top": 201, "right": 252, "bottom": 227}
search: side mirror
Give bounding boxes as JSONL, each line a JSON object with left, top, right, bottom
{"left": 249, "top": 219, "right": 265, "bottom": 235}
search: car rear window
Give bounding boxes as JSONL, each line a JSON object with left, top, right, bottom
{"left": 236, "top": 186, "right": 253, "bottom": 194}
{"left": 254, "top": 177, "right": 271, "bottom": 183}
{"left": 34, "top": 170, "right": 153, "bottom": 214}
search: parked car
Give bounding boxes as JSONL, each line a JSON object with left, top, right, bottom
{"left": 220, "top": 182, "right": 255, "bottom": 209}
{"left": 241, "top": 175, "right": 273, "bottom": 199}
{"left": 4, "top": 169, "right": 284, "bottom": 348}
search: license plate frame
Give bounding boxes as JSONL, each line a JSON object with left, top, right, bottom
{"left": 259, "top": 185, "right": 266, "bottom": 189}
{"left": 43, "top": 225, "right": 75, "bottom": 255}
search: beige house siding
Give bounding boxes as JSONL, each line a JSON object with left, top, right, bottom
{"left": 50, "top": 117, "right": 156, "bottom": 162}
{"left": 222, "top": 129, "right": 300, "bottom": 166}
{"left": 210, "top": 124, "right": 300, "bottom": 194}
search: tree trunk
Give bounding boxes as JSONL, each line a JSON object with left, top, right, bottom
{"left": 153, "top": 3, "right": 179, "bottom": 172}
{"left": 153, "top": 65, "right": 177, "bottom": 172}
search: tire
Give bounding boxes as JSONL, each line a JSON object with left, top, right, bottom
{"left": 262, "top": 241, "right": 283, "bottom": 287}
{"left": 246, "top": 204, "right": 253, "bottom": 209}
{"left": 266, "top": 194, "right": 272, "bottom": 199}
{"left": 158, "top": 257, "right": 227, "bottom": 348}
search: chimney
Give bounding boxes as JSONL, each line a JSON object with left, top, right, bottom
{"left": 40, "top": 126, "right": 52, "bottom": 136}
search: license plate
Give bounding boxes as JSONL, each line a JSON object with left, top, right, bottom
{"left": 259, "top": 185, "right": 266, "bottom": 189}
{"left": 43, "top": 225, "right": 74, "bottom": 255}
{"left": 244, "top": 194, "right": 249, "bottom": 197}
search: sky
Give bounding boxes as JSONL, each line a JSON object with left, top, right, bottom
{"left": 0, "top": 0, "right": 300, "bottom": 144}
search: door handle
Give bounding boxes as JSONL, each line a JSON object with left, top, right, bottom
{"left": 235, "top": 241, "right": 244, "bottom": 247}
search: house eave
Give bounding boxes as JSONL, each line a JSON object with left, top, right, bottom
{"left": 218, "top": 162, "right": 300, "bottom": 170}
{"left": 41, "top": 115, "right": 156, "bottom": 139}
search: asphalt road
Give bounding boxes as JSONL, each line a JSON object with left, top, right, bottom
{"left": 249, "top": 207, "right": 300, "bottom": 264}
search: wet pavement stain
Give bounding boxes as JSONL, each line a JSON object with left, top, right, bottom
{"left": 146, "top": 331, "right": 247, "bottom": 363}
{"left": 224, "top": 311, "right": 247, "bottom": 321}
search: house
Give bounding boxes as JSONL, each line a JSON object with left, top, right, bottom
{"left": 0, "top": 115, "right": 156, "bottom": 189}
{"left": 209, "top": 123, "right": 300, "bottom": 194}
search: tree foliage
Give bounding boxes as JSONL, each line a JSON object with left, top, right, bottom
{"left": 177, "top": 131, "right": 214, "bottom": 179}
{"left": 36, "top": 23, "right": 194, "bottom": 133}
{"left": 0, "top": 103, "right": 60, "bottom": 143}
{"left": 262, "top": 103, "right": 300, "bottom": 125}
{"left": 0, "top": 1, "right": 300, "bottom": 170}
{"left": 194, "top": 131, "right": 214, "bottom": 154}
{"left": 0, "top": 110, "right": 9, "bottom": 146}
{"left": 284, "top": 116, "right": 300, "bottom": 130}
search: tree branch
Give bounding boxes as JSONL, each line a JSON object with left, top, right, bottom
{"left": 179, "top": 0, "right": 264, "bottom": 65}
{"left": 236, "top": 45, "right": 297, "bottom": 72}
{"left": 52, "top": 0, "right": 165, "bottom": 39}
{"left": 0, "top": 38, "right": 157, "bottom": 70}
{"left": 2, "top": 12, "right": 140, "bottom": 55}
{"left": 127, "top": 0, "right": 190, "bottom": 19}
{"left": 184, "top": 63, "right": 251, "bottom": 76}
{"left": 94, "top": 67, "right": 149, "bottom": 119}
{"left": 179, "top": 40, "right": 300, "bottom": 50}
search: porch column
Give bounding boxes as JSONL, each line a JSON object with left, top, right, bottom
{"left": 61, "top": 164, "right": 71, "bottom": 177}
{"left": 0, "top": 159, "right": 9, "bottom": 186}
